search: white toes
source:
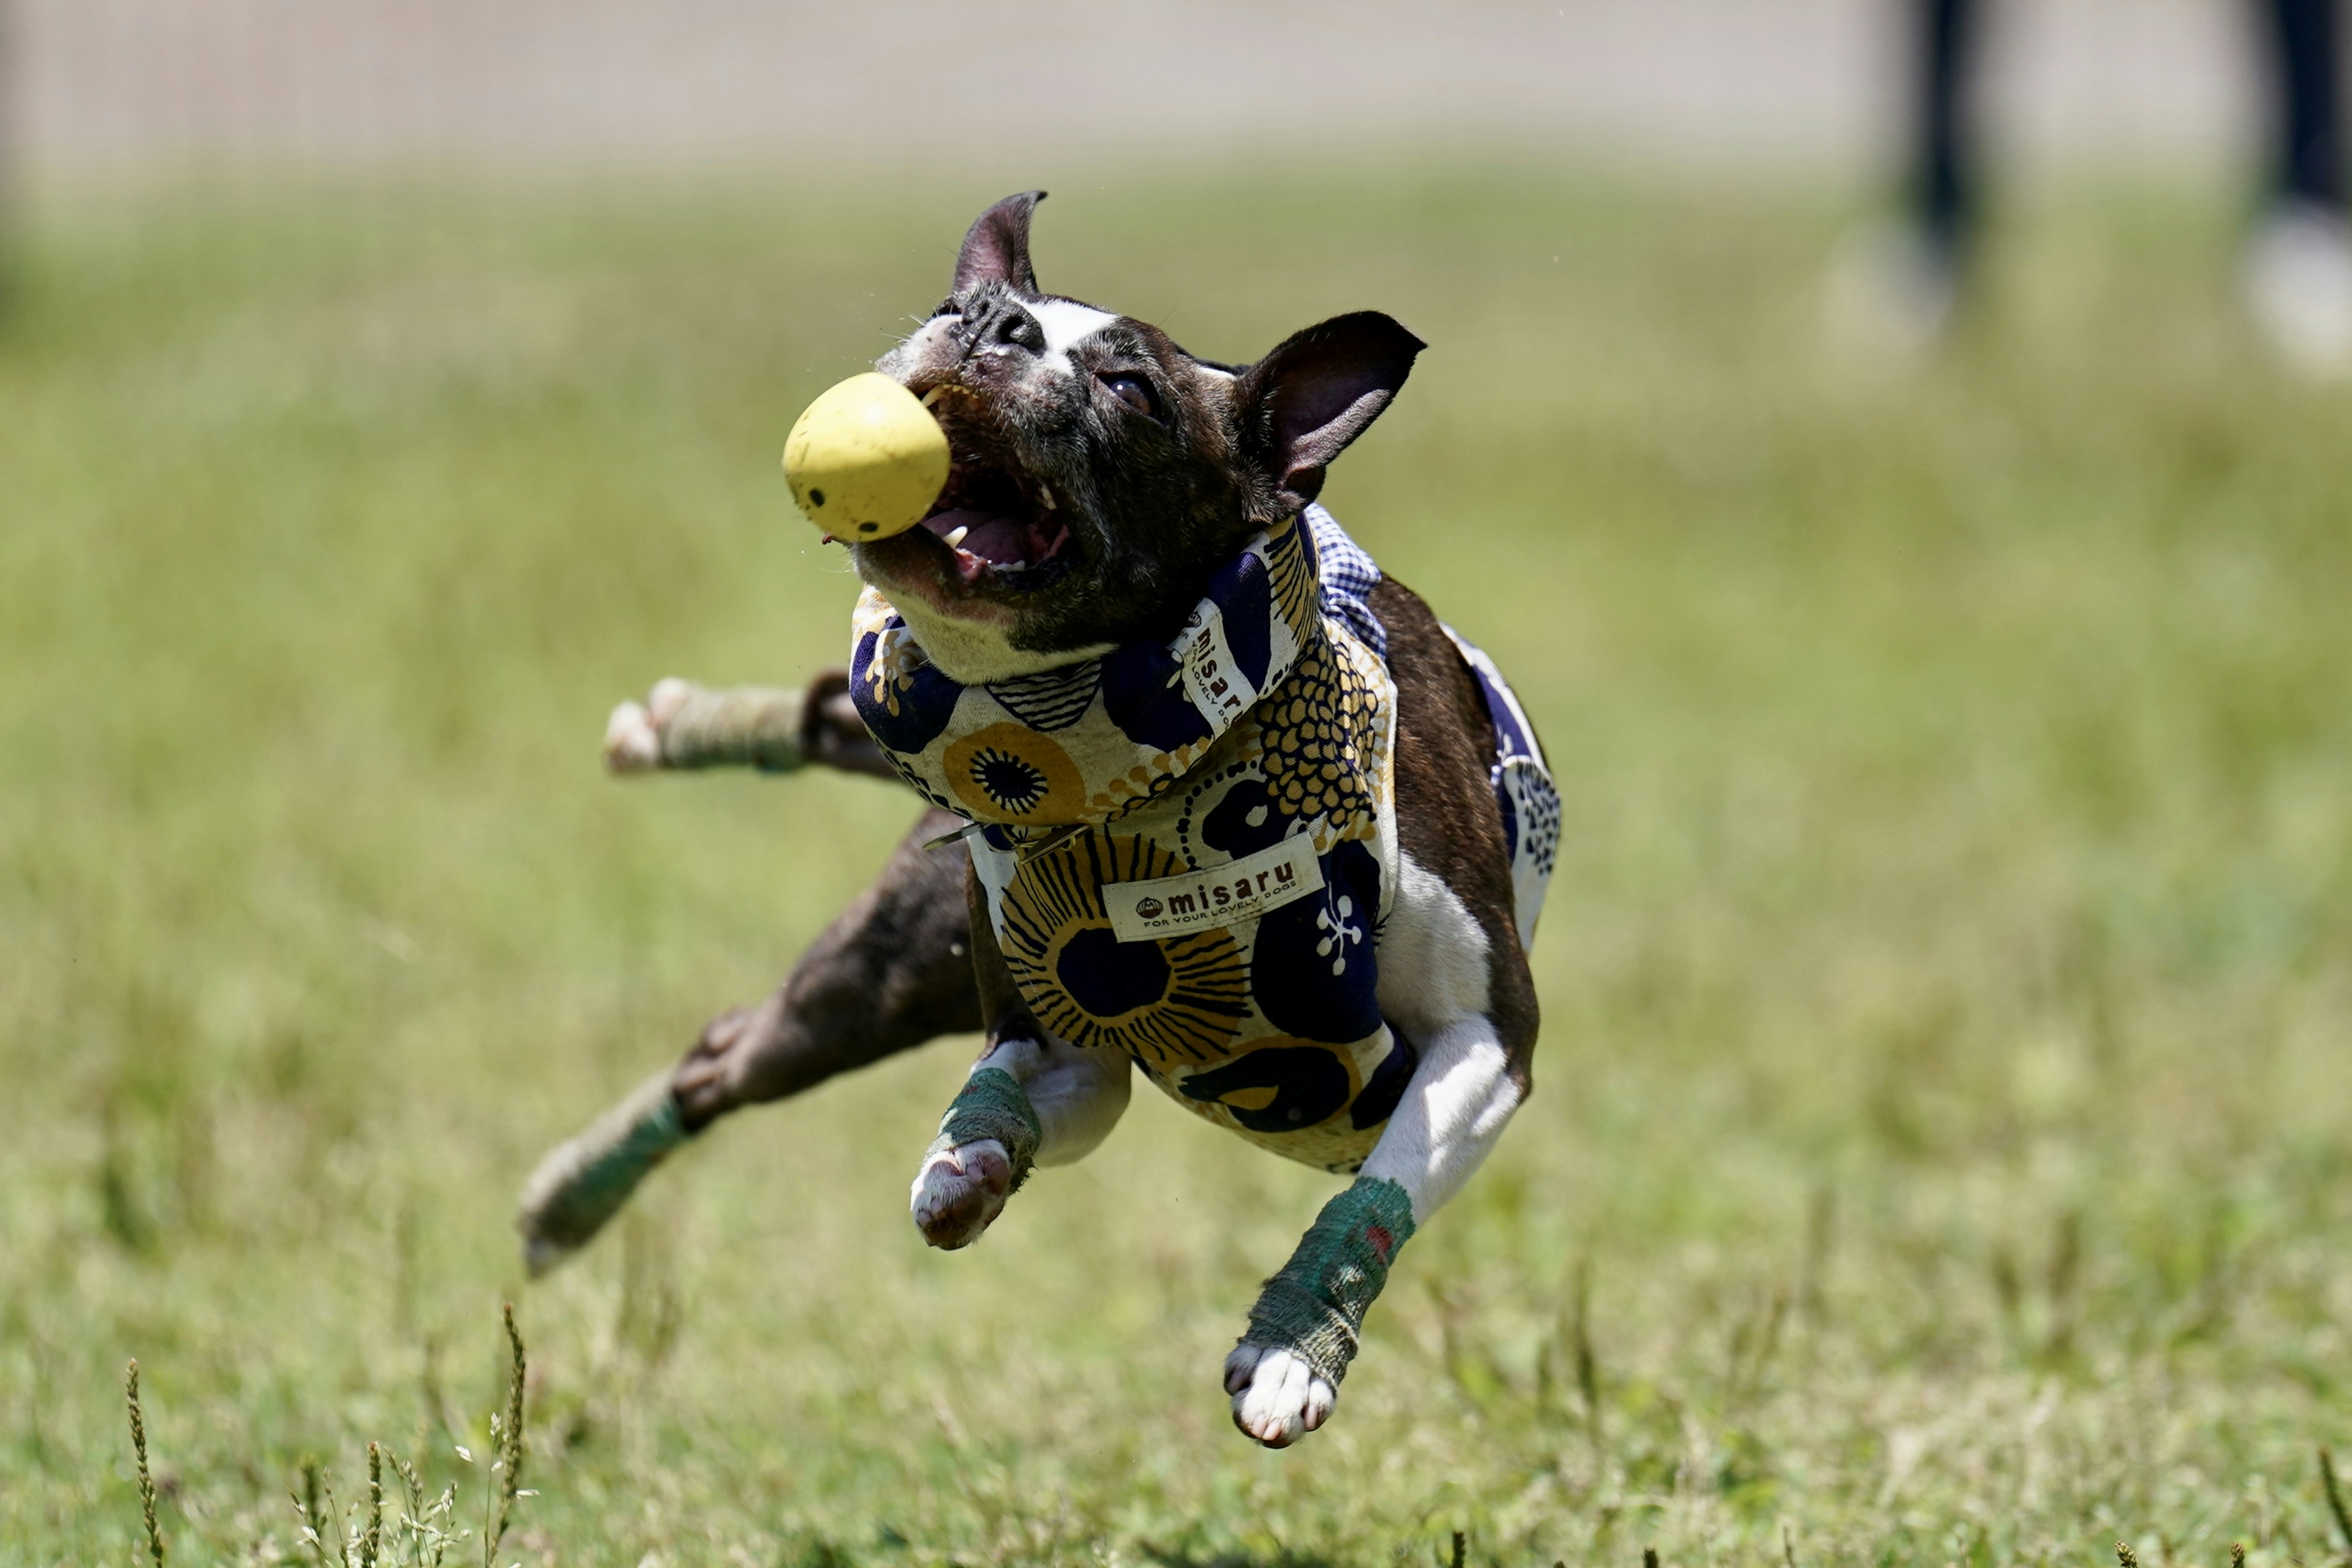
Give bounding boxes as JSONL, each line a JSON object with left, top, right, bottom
{"left": 909, "top": 1139, "right": 1011, "bottom": 1250}
{"left": 1302, "top": 1375, "right": 1336, "bottom": 1431}
{"left": 603, "top": 701, "right": 663, "bottom": 772}
{"left": 1227, "top": 1345, "right": 1336, "bottom": 1447}
{"left": 646, "top": 677, "right": 695, "bottom": 727}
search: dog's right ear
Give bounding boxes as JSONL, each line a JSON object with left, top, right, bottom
{"left": 1237, "top": 312, "right": 1425, "bottom": 515}
{"left": 954, "top": 190, "right": 1046, "bottom": 296}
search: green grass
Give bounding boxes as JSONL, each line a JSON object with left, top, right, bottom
{"left": 4, "top": 168, "right": 2351, "bottom": 1567}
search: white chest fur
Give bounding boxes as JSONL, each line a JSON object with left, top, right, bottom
{"left": 1373, "top": 848, "right": 1493, "bottom": 1038}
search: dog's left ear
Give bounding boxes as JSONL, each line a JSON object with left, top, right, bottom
{"left": 955, "top": 190, "right": 1046, "bottom": 296}
{"left": 1237, "top": 312, "right": 1425, "bottom": 514}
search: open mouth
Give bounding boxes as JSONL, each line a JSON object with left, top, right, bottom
{"left": 895, "top": 386, "right": 1075, "bottom": 592}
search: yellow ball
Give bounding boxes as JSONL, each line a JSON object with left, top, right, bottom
{"left": 782, "top": 373, "right": 951, "bottom": 541}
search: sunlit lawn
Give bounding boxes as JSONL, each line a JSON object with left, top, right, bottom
{"left": 3, "top": 168, "right": 2350, "bottom": 1566}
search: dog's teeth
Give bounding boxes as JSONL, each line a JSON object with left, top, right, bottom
{"left": 922, "top": 386, "right": 952, "bottom": 408}
{"left": 943, "top": 525, "right": 970, "bottom": 549}
{"left": 1038, "top": 485, "right": 1057, "bottom": 511}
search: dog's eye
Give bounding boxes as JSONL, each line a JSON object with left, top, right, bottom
{"left": 1098, "top": 372, "right": 1157, "bottom": 418}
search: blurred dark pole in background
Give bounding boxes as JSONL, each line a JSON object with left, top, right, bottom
{"left": 1912, "top": 0, "right": 1982, "bottom": 270}
{"left": 2261, "top": 0, "right": 2348, "bottom": 209}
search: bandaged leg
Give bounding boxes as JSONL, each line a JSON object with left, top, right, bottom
{"left": 606, "top": 679, "right": 807, "bottom": 772}
{"left": 910, "top": 1033, "right": 1130, "bottom": 1250}
{"left": 603, "top": 669, "right": 899, "bottom": 779}
{"left": 1226, "top": 1016, "right": 1522, "bottom": 1446}
{"left": 515, "top": 1071, "right": 687, "bottom": 1276}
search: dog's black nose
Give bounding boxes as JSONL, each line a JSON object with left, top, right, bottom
{"left": 962, "top": 297, "right": 1047, "bottom": 356}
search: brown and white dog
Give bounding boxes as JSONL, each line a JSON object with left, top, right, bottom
{"left": 522, "top": 192, "right": 1544, "bottom": 1448}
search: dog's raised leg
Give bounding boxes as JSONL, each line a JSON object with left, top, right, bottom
{"left": 517, "top": 668, "right": 975, "bottom": 1275}
{"left": 908, "top": 871, "right": 1131, "bottom": 1249}
{"left": 603, "top": 668, "right": 900, "bottom": 780}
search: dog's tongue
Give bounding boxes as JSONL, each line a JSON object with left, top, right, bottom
{"left": 926, "top": 508, "right": 1034, "bottom": 567}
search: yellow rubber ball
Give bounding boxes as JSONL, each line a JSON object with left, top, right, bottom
{"left": 782, "top": 373, "right": 951, "bottom": 541}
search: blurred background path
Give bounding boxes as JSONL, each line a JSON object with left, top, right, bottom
{"left": 7, "top": 0, "right": 2280, "bottom": 187}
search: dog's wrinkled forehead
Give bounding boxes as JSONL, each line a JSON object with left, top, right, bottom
{"left": 894, "top": 288, "right": 1126, "bottom": 380}
{"left": 1022, "top": 298, "right": 1120, "bottom": 369}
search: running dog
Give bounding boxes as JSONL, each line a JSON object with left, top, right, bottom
{"left": 520, "top": 192, "right": 1558, "bottom": 1447}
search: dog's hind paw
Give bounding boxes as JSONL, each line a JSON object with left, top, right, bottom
{"left": 910, "top": 1139, "right": 1012, "bottom": 1250}
{"left": 516, "top": 1071, "right": 687, "bottom": 1275}
{"left": 1223, "top": 1344, "right": 1336, "bottom": 1448}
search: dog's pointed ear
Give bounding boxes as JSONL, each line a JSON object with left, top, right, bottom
{"left": 1237, "top": 312, "right": 1424, "bottom": 514}
{"left": 954, "top": 190, "right": 1047, "bottom": 295}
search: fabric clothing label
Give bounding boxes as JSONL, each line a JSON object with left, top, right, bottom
{"left": 1177, "top": 603, "right": 1257, "bottom": 729}
{"left": 1105, "top": 833, "right": 1326, "bottom": 943}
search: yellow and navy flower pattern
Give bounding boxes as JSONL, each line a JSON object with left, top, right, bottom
{"left": 994, "top": 832, "right": 1251, "bottom": 1065}
{"left": 851, "top": 508, "right": 1553, "bottom": 1173}
{"left": 943, "top": 722, "right": 1087, "bottom": 821}
{"left": 850, "top": 516, "right": 1324, "bottom": 827}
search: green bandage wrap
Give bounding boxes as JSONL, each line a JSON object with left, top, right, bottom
{"left": 1242, "top": 1177, "right": 1419, "bottom": 1387}
{"left": 660, "top": 685, "right": 806, "bottom": 773}
{"left": 571, "top": 1090, "right": 686, "bottom": 1207}
{"left": 926, "top": 1067, "right": 1042, "bottom": 1188}
{"left": 517, "top": 1072, "right": 688, "bottom": 1273}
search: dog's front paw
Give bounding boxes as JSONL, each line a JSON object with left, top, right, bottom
{"left": 1223, "top": 1344, "right": 1337, "bottom": 1448}
{"left": 910, "top": 1139, "right": 1012, "bottom": 1250}
{"left": 603, "top": 679, "right": 695, "bottom": 773}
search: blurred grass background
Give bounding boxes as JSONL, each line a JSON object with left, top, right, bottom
{"left": 2, "top": 170, "right": 2350, "bottom": 1565}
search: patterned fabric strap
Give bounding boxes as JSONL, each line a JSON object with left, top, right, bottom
{"left": 850, "top": 514, "right": 1324, "bottom": 830}
{"left": 1240, "top": 1176, "right": 1419, "bottom": 1385}
{"left": 925, "top": 1066, "right": 1044, "bottom": 1189}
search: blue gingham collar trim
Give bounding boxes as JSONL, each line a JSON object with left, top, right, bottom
{"left": 1303, "top": 503, "right": 1385, "bottom": 660}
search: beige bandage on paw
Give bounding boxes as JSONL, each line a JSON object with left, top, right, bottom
{"left": 606, "top": 682, "right": 809, "bottom": 774}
